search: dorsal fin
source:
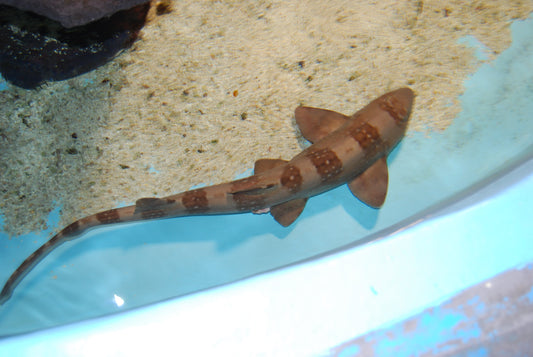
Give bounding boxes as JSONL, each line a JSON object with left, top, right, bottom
{"left": 254, "top": 158, "right": 288, "bottom": 174}
{"left": 270, "top": 198, "right": 308, "bottom": 227}
{"left": 294, "top": 106, "right": 349, "bottom": 143}
{"left": 347, "top": 157, "right": 389, "bottom": 208}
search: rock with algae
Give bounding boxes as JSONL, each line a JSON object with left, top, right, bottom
{"left": 0, "top": 3, "right": 150, "bottom": 88}
{"left": 0, "top": 0, "right": 149, "bottom": 28}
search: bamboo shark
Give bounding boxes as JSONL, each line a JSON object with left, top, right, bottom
{"left": 0, "top": 88, "right": 414, "bottom": 305}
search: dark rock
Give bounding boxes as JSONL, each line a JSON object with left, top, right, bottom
{"left": 0, "top": 0, "right": 149, "bottom": 28}
{"left": 0, "top": 4, "right": 150, "bottom": 88}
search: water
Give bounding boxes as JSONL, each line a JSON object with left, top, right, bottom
{"left": 0, "top": 2, "right": 532, "bottom": 337}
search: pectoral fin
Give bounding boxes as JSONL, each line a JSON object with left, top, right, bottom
{"left": 270, "top": 198, "right": 308, "bottom": 227}
{"left": 347, "top": 157, "right": 389, "bottom": 208}
{"left": 294, "top": 107, "right": 349, "bottom": 143}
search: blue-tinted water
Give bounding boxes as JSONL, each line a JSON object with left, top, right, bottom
{"left": 0, "top": 10, "right": 532, "bottom": 338}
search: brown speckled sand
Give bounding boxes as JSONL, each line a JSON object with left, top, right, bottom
{"left": 1, "top": 1, "right": 532, "bottom": 236}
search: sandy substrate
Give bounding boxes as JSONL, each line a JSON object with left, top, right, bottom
{"left": 1, "top": 0, "right": 532, "bottom": 236}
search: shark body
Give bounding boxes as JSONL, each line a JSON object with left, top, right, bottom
{"left": 0, "top": 88, "right": 414, "bottom": 305}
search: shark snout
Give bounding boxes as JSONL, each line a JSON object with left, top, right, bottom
{"left": 392, "top": 87, "right": 415, "bottom": 114}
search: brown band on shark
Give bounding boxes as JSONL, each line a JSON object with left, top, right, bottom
{"left": 280, "top": 165, "right": 303, "bottom": 192}
{"left": 34, "top": 240, "right": 53, "bottom": 257}
{"left": 379, "top": 95, "right": 409, "bottom": 126}
{"left": 231, "top": 192, "right": 267, "bottom": 211}
{"left": 306, "top": 148, "right": 343, "bottom": 182}
{"left": 134, "top": 197, "right": 176, "bottom": 216}
{"left": 348, "top": 122, "right": 382, "bottom": 156}
{"left": 62, "top": 221, "right": 80, "bottom": 236}
{"left": 139, "top": 209, "right": 168, "bottom": 220}
{"left": 96, "top": 209, "right": 121, "bottom": 224}
{"left": 47, "top": 233, "right": 64, "bottom": 246}
{"left": 182, "top": 189, "right": 209, "bottom": 213}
